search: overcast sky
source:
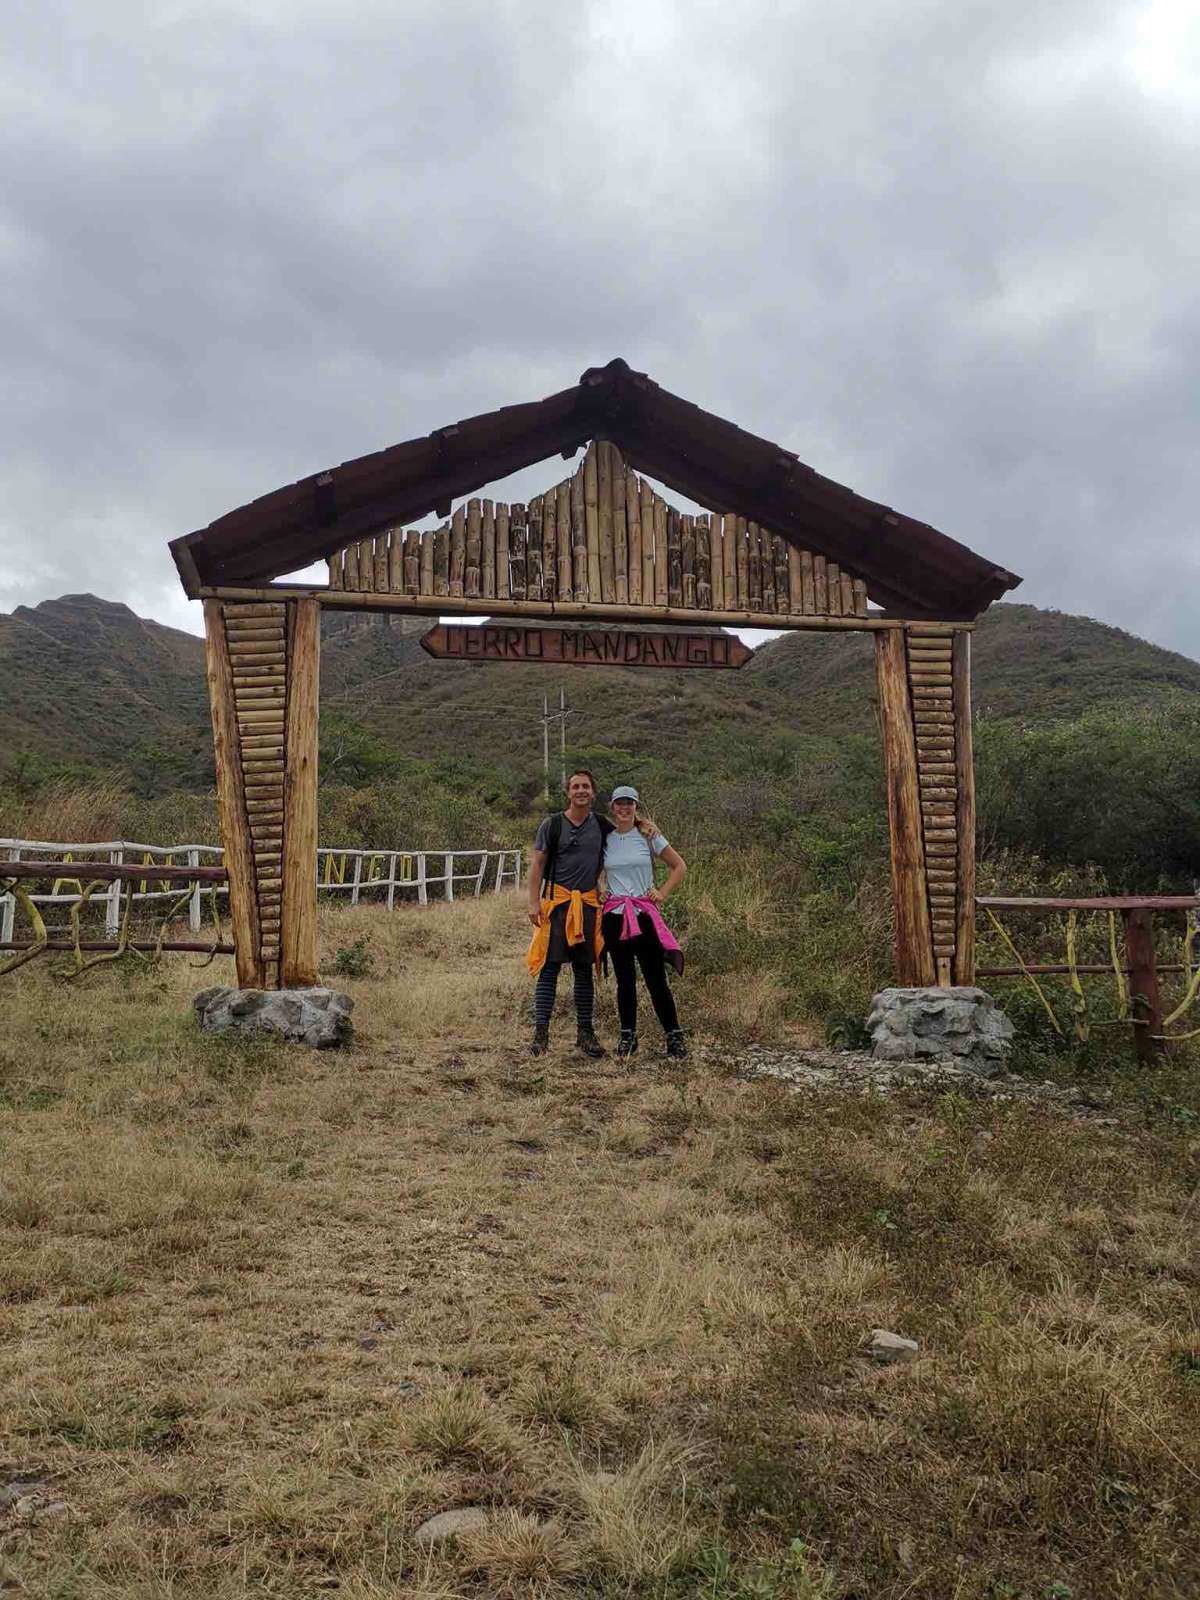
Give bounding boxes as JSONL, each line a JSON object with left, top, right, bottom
{"left": 2, "top": 0, "right": 1196, "bottom": 656}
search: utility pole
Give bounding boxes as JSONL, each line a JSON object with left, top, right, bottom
{"left": 539, "top": 690, "right": 574, "bottom": 803}
{"left": 559, "top": 685, "right": 568, "bottom": 792}
{"left": 542, "top": 693, "right": 551, "bottom": 805}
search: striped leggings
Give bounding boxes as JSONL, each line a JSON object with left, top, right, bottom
{"left": 532, "top": 958, "right": 595, "bottom": 1032}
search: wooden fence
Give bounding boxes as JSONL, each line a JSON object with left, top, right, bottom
{"left": 977, "top": 894, "right": 1200, "bottom": 1064}
{"left": 0, "top": 838, "right": 522, "bottom": 945}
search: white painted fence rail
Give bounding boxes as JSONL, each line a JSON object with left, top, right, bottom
{"left": 0, "top": 838, "right": 522, "bottom": 943}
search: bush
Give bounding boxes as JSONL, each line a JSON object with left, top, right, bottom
{"left": 329, "top": 936, "right": 374, "bottom": 979}
{"left": 976, "top": 701, "right": 1200, "bottom": 888}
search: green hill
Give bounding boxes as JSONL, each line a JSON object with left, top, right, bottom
{"left": 747, "top": 603, "right": 1200, "bottom": 726}
{"left": 0, "top": 594, "right": 212, "bottom": 791}
{"left": 3, "top": 596, "right": 1198, "bottom": 799}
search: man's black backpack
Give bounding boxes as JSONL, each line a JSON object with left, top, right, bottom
{"left": 543, "top": 811, "right": 614, "bottom": 890}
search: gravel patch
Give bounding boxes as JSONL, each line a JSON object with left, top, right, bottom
{"left": 699, "top": 1042, "right": 1121, "bottom": 1122}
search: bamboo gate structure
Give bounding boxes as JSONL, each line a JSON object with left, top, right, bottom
{"left": 170, "top": 360, "right": 1021, "bottom": 993}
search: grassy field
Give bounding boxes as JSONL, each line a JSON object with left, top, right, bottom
{"left": 2, "top": 892, "right": 1199, "bottom": 1598}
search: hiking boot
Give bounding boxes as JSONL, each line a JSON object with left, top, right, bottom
{"left": 528, "top": 1025, "right": 550, "bottom": 1057}
{"left": 616, "top": 1029, "right": 639, "bottom": 1058}
{"left": 575, "top": 1029, "right": 608, "bottom": 1059}
{"left": 665, "top": 1029, "right": 689, "bottom": 1060}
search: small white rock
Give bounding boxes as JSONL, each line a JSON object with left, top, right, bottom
{"left": 414, "top": 1506, "right": 489, "bottom": 1545}
{"left": 867, "top": 1328, "right": 919, "bottom": 1363}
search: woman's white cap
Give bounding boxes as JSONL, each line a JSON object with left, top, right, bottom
{"left": 611, "top": 785, "right": 639, "bottom": 802}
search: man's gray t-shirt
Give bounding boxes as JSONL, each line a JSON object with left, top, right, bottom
{"left": 534, "top": 812, "right": 603, "bottom": 892}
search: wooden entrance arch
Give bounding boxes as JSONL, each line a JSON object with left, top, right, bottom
{"left": 172, "top": 360, "right": 1021, "bottom": 992}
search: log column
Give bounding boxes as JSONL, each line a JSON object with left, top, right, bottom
{"left": 875, "top": 624, "right": 976, "bottom": 987}
{"left": 203, "top": 597, "right": 320, "bottom": 989}
{"left": 281, "top": 599, "right": 320, "bottom": 986}
{"left": 876, "top": 629, "right": 935, "bottom": 985}
{"left": 951, "top": 631, "right": 976, "bottom": 984}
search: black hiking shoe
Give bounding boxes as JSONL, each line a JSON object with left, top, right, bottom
{"left": 665, "top": 1030, "right": 689, "bottom": 1060}
{"left": 575, "top": 1029, "right": 608, "bottom": 1059}
{"left": 616, "top": 1030, "right": 639, "bottom": 1058}
{"left": 528, "top": 1025, "right": 550, "bottom": 1057}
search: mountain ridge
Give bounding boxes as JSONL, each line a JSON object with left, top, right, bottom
{"left": 2, "top": 594, "right": 1197, "bottom": 794}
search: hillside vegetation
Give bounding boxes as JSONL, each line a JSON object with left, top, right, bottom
{"left": 749, "top": 602, "right": 1200, "bottom": 725}
{"left": 0, "top": 596, "right": 212, "bottom": 792}
{"left": 4, "top": 595, "right": 1200, "bottom": 795}
{"left": 4, "top": 594, "right": 1200, "bottom": 900}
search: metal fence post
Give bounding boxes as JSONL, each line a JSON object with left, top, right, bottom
{"left": 386, "top": 852, "right": 398, "bottom": 912}
{"left": 417, "top": 852, "right": 428, "bottom": 906}
{"left": 474, "top": 853, "right": 487, "bottom": 897}
{"left": 445, "top": 852, "right": 455, "bottom": 901}
{"left": 350, "top": 853, "right": 363, "bottom": 907}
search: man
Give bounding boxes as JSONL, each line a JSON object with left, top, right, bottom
{"left": 525, "top": 769, "right": 611, "bottom": 1057}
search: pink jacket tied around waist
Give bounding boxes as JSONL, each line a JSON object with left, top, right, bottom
{"left": 602, "top": 895, "right": 684, "bottom": 976}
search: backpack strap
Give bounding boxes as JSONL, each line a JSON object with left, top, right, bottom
{"left": 542, "top": 812, "right": 564, "bottom": 890}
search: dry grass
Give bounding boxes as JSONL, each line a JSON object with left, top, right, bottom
{"left": 1, "top": 890, "right": 1197, "bottom": 1598}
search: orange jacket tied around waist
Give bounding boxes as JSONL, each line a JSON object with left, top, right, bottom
{"left": 526, "top": 885, "right": 603, "bottom": 976}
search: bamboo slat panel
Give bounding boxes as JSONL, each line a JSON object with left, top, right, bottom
{"left": 321, "top": 439, "right": 875, "bottom": 626}
{"left": 906, "top": 627, "right": 960, "bottom": 983}
{"left": 220, "top": 600, "right": 290, "bottom": 985}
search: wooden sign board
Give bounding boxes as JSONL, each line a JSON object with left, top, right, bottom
{"left": 420, "top": 623, "right": 752, "bottom": 670}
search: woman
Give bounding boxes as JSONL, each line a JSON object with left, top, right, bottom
{"left": 601, "top": 784, "right": 688, "bottom": 1059}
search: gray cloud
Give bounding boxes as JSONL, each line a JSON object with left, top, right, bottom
{"left": 2, "top": 0, "right": 1196, "bottom": 652}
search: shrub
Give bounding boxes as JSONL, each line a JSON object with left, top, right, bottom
{"left": 329, "top": 936, "right": 374, "bottom": 979}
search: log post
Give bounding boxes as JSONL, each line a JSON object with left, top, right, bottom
{"left": 1123, "top": 908, "right": 1165, "bottom": 1064}
{"left": 203, "top": 599, "right": 264, "bottom": 988}
{"left": 281, "top": 599, "right": 320, "bottom": 987}
{"left": 584, "top": 444, "right": 601, "bottom": 601}
{"left": 952, "top": 631, "right": 976, "bottom": 983}
{"left": 597, "top": 442, "right": 615, "bottom": 602}
{"left": 875, "top": 629, "right": 935, "bottom": 985}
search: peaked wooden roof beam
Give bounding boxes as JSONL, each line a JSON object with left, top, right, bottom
{"left": 170, "top": 359, "right": 1021, "bottom": 617}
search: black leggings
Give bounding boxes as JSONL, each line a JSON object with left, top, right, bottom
{"left": 602, "top": 911, "right": 680, "bottom": 1035}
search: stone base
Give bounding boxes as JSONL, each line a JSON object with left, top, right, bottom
{"left": 866, "top": 986, "right": 1013, "bottom": 1077}
{"left": 193, "top": 986, "right": 354, "bottom": 1048}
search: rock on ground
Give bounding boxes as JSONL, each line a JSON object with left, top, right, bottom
{"left": 193, "top": 986, "right": 353, "bottom": 1048}
{"left": 867, "top": 1328, "right": 919, "bottom": 1363}
{"left": 867, "top": 986, "right": 1014, "bottom": 1077}
{"left": 414, "top": 1507, "right": 490, "bottom": 1544}
{"left": 0, "top": 1477, "right": 69, "bottom": 1520}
